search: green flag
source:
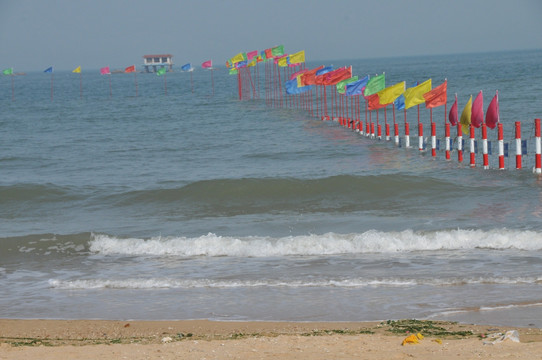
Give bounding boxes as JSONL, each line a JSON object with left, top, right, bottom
{"left": 364, "top": 73, "right": 386, "bottom": 96}
{"left": 3, "top": 68, "right": 13, "bottom": 75}
{"left": 156, "top": 67, "right": 166, "bottom": 76}
{"left": 337, "top": 76, "right": 358, "bottom": 94}
{"left": 229, "top": 68, "right": 238, "bottom": 75}
{"left": 271, "top": 45, "right": 284, "bottom": 57}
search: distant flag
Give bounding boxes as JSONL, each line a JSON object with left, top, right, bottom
{"left": 363, "top": 73, "right": 386, "bottom": 96}
{"left": 201, "top": 60, "right": 212, "bottom": 69}
{"left": 2, "top": 68, "right": 13, "bottom": 75}
{"left": 288, "top": 50, "right": 305, "bottom": 65}
{"left": 404, "top": 79, "right": 431, "bottom": 109}
{"left": 44, "top": 66, "right": 53, "bottom": 73}
{"left": 449, "top": 94, "right": 458, "bottom": 126}
{"left": 72, "top": 66, "right": 81, "bottom": 73}
{"left": 235, "top": 60, "right": 248, "bottom": 68}
{"left": 156, "top": 67, "right": 167, "bottom": 76}
{"left": 423, "top": 80, "right": 447, "bottom": 108}
{"left": 230, "top": 53, "right": 246, "bottom": 64}
{"left": 271, "top": 45, "right": 284, "bottom": 57}
{"left": 336, "top": 76, "right": 358, "bottom": 94}
{"left": 100, "top": 66, "right": 110, "bottom": 75}
{"left": 345, "top": 75, "right": 369, "bottom": 96}
{"left": 229, "top": 68, "right": 238, "bottom": 75}
{"left": 378, "top": 81, "right": 406, "bottom": 105}
{"left": 394, "top": 94, "right": 406, "bottom": 110}
{"left": 471, "top": 90, "right": 483, "bottom": 128}
{"left": 485, "top": 91, "right": 499, "bottom": 129}
{"left": 247, "top": 59, "right": 256, "bottom": 67}
{"left": 72, "top": 66, "right": 82, "bottom": 99}
{"left": 277, "top": 55, "right": 289, "bottom": 67}
{"left": 460, "top": 95, "right": 472, "bottom": 135}
{"left": 124, "top": 65, "right": 136, "bottom": 73}
{"left": 181, "top": 63, "right": 193, "bottom": 71}
{"left": 290, "top": 68, "right": 310, "bottom": 81}
{"left": 264, "top": 48, "right": 274, "bottom": 59}
{"left": 323, "top": 66, "right": 352, "bottom": 86}
{"left": 299, "top": 65, "right": 324, "bottom": 86}
{"left": 246, "top": 50, "right": 258, "bottom": 60}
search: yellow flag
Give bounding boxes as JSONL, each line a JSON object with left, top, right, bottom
{"left": 72, "top": 66, "right": 81, "bottom": 73}
{"left": 289, "top": 50, "right": 305, "bottom": 64}
{"left": 378, "top": 81, "right": 405, "bottom": 105}
{"left": 230, "top": 53, "right": 245, "bottom": 65}
{"left": 404, "top": 79, "right": 432, "bottom": 109}
{"left": 247, "top": 59, "right": 256, "bottom": 67}
{"left": 277, "top": 56, "right": 288, "bottom": 67}
{"left": 460, "top": 95, "right": 472, "bottom": 135}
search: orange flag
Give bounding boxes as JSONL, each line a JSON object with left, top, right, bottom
{"left": 125, "top": 65, "right": 136, "bottom": 73}
{"left": 424, "top": 80, "right": 447, "bottom": 108}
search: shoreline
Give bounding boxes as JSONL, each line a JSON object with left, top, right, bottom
{"left": 1, "top": 319, "right": 541, "bottom": 359}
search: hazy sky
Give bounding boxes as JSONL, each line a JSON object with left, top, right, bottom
{"left": 2, "top": 0, "right": 542, "bottom": 71}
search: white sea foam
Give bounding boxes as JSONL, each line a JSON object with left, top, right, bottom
{"left": 88, "top": 229, "right": 542, "bottom": 257}
{"left": 48, "top": 276, "right": 542, "bottom": 290}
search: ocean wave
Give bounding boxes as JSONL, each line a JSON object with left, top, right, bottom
{"left": 88, "top": 229, "right": 542, "bottom": 257}
{"left": 48, "top": 276, "right": 542, "bottom": 290}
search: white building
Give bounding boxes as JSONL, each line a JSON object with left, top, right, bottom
{"left": 142, "top": 54, "right": 173, "bottom": 73}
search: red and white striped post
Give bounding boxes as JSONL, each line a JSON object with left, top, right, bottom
{"left": 370, "top": 122, "right": 375, "bottom": 139}
{"left": 469, "top": 125, "right": 476, "bottom": 167}
{"left": 394, "top": 123, "right": 399, "bottom": 146}
{"left": 498, "top": 123, "right": 505, "bottom": 170}
{"left": 405, "top": 122, "right": 410, "bottom": 148}
{"left": 457, "top": 124, "right": 463, "bottom": 163}
{"left": 515, "top": 121, "right": 522, "bottom": 169}
{"left": 377, "top": 124, "right": 382, "bottom": 140}
{"left": 385, "top": 123, "right": 390, "bottom": 141}
{"left": 445, "top": 123, "right": 450, "bottom": 160}
{"left": 482, "top": 123, "right": 489, "bottom": 169}
{"left": 418, "top": 123, "right": 424, "bottom": 151}
{"left": 431, "top": 122, "right": 436, "bottom": 157}
{"left": 359, "top": 120, "right": 364, "bottom": 135}
{"left": 535, "top": 118, "right": 541, "bottom": 174}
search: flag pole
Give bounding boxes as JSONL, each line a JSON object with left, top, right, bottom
{"left": 11, "top": 73, "right": 14, "bottom": 102}
{"left": 79, "top": 72, "right": 82, "bottom": 99}
{"left": 109, "top": 73, "right": 112, "bottom": 99}
{"left": 211, "top": 68, "right": 214, "bottom": 96}
{"left": 164, "top": 70, "right": 167, "bottom": 95}
{"left": 51, "top": 72, "right": 54, "bottom": 101}
{"left": 190, "top": 70, "right": 194, "bottom": 93}
{"left": 135, "top": 71, "right": 138, "bottom": 97}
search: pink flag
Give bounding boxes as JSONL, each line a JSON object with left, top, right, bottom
{"left": 471, "top": 90, "right": 483, "bottom": 128}
{"left": 100, "top": 66, "right": 110, "bottom": 75}
{"left": 485, "top": 91, "right": 499, "bottom": 129}
{"left": 246, "top": 50, "right": 258, "bottom": 60}
{"left": 449, "top": 94, "right": 458, "bottom": 126}
{"left": 201, "top": 60, "right": 212, "bottom": 69}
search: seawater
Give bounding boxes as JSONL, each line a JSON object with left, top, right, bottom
{"left": 1, "top": 50, "right": 542, "bottom": 327}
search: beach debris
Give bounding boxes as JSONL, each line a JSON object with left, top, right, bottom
{"left": 483, "top": 330, "right": 520, "bottom": 345}
{"left": 432, "top": 339, "right": 442, "bottom": 344}
{"left": 161, "top": 336, "right": 173, "bottom": 343}
{"left": 402, "top": 333, "right": 424, "bottom": 345}
{"left": 124, "top": 323, "right": 130, "bottom": 328}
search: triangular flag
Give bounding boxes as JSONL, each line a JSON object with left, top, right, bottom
{"left": 485, "top": 91, "right": 499, "bottom": 129}
{"left": 460, "top": 95, "right": 472, "bottom": 135}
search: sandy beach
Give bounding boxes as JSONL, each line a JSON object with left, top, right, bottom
{"left": 1, "top": 319, "right": 541, "bottom": 359}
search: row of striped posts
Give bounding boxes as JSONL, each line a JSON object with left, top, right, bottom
{"left": 234, "top": 59, "right": 542, "bottom": 174}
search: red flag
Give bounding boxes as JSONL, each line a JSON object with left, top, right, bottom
{"left": 323, "top": 66, "right": 352, "bottom": 86}
{"left": 471, "top": 90, "right": 483, "bottom": 128}
{"left": 264, "top": 48, "right": 273, "bottom": 59}
{"left": 201, "top": 60, "right": 212, "bottom": 69}
{"left": 449, "top": 94, "right": 458, "bottom": 126}
{"left": 485, "top": 91, "right": 499, "bottom": 129}
{"left": 124, "top": 65, "right": 136, "bottom": 73}
{"left": 246, "top": 50, "right": 258, "bottom": 60}
{"left": 367, "top": 93, "right": 387, "bottom": 110}
{"left": 424, "top": 80, "right": 447, "bottom": 108}
{"left": 300, "top": 65, "right": 324, "bottom": 86}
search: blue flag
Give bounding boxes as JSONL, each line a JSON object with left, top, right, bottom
{"left": 181, "top": 63, "right": 192, "bottom": 71}
{"left": 394, "top": 94, "right": 405, "bottom": 110}
{"left": 44, "top": 66, "right": 53, "bottom": 73}
{"left": 345, "top": 75, "right": 369, "bottom": 96}
{"left": 285, "top": 79, "right": 313, "bottom": 95}
{"left": 235, "top": 60, "right": 247, "bottom": 68}
{"left": 315, "top": 66, "right": 333, "bottom": 76}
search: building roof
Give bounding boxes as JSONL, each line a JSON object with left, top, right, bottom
{"left": 143, "top": 54, "right": 173, "bottom": 58}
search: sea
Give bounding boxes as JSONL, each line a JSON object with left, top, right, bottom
{"left": 1, "top": 49, "right": 542, "bottom": 328}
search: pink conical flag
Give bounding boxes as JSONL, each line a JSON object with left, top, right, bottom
{"left": 449, "top": 94, "right": 458, "bottom": 126}
{"left": 485, "top": 91, "right": 499, "bottom": 129}
{"left": 201, "top": 60, "right": 212, "bottom": 69}
{"left": 100, "top": 66, "right": 110, "bottom": 75}
{"left": 471, "top": 90, "right": 483, "bottom": 128}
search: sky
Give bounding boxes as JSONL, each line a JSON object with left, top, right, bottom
{"left": 2, "top": 0, "right": 542, "bottom": 71}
